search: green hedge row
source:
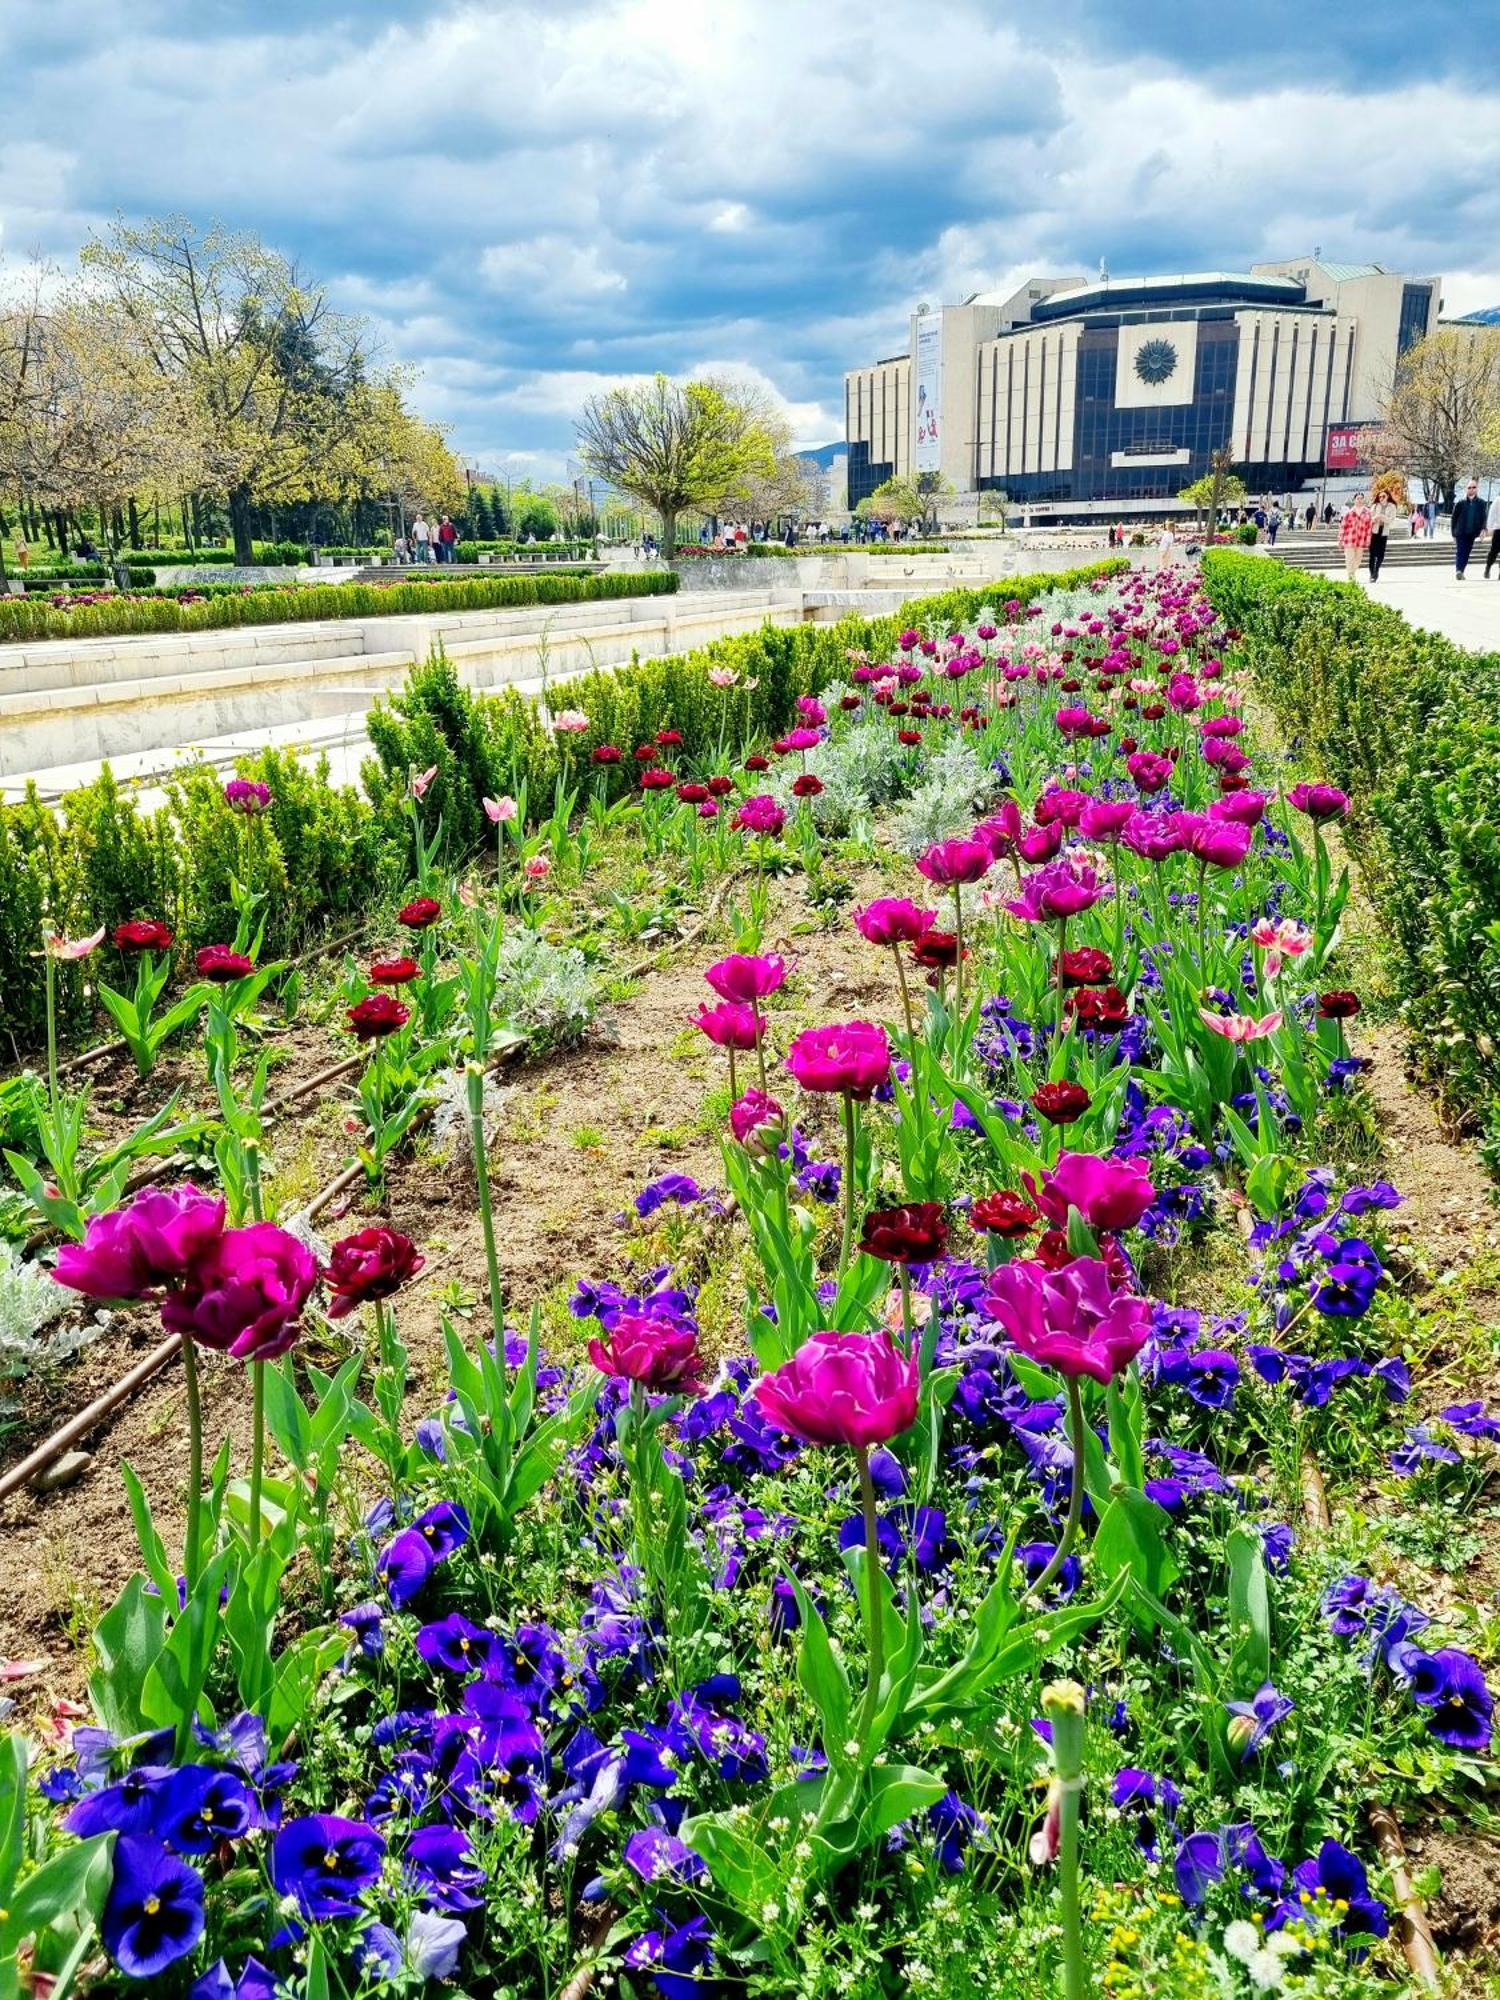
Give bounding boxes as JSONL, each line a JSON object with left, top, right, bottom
{"left": 0, "top": 569, "right": 678, "bottom": 646}
{"left": 0, "top": 558, "right": 1123, "bottom": 1055}
{"left": 1201, "top": 547, "right": 1500, "bottom": 1144}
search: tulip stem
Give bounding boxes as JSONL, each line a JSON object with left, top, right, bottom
{"left": 852, "top": 1444, "right": 885, "bottom": 1753}
{"left": 727, "top": 1045, "right": 739, "bottom": 1103}
{"left": 181, "top": 1336, "right": 204, "bottom": 1591}
{"left": 753, "top": 1004, "right": 769, "bottom": 1096}
{"left": 1028, "top": 1374, "right": 1086, "bottom": 1605}
{"left": 248, "top": 1360, "right": 265, "bottom": 1557}
{"left": 466, "top": 1063, "right": 505, "bottom": 1346}
{"left": 44, "top": 949, "right": 59, "bottom": 1123}
{"left": 952, "top": 892, "right": 965, "bottom": 1021}
{"left": 892, "top": 946, "right": 916, "bottom": 1042}
{"left": 1054, "top": 918, "right": 1068, "bottom": 1042}
{"left": 839, "top": 1093, "right": 859, "bottom": 1280}
{"left": 1043, "top": 1682, "right": 1089, "bottom": 2000}
{"left": 899, "top": 1265, "right": 916, "bottom": 1363}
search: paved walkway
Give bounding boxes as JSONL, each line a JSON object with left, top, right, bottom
{"left": 1356, "top": 563, "right": 1500, "bottom": 652}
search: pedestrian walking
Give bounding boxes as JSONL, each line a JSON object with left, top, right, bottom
{"left": 1266, "top": 504, "right": 1282, "bottom": 548}
{"left": 1484, "top": 493, "right": 1500, "bottom": 579}
{"left": 1367, "top": 493, "right": 1398, "bottom": 581}
{"left": 1155, "top": 520, "right": 1178, "bottom": 570}
{"left": 411, "top": 514, "right": 432, "bottom": 564}
{"left": 1305, "top": 502, "right": 1316, "bottom": 530}
{"left": 437, "top": 514, "right": 458, "bottom": 563}
{"left": 1451, "top": 480, "right": 1487, "bottom": 579}
{"left": 1338, "top": 493, "right": 1372, "bottom": 581}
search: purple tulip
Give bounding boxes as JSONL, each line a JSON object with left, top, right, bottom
{"left": 53, "top": 1186, "right": 227, "bottom": 1302}
{"left": 160, "top": 1222, "right": 318, "bottom": 1362}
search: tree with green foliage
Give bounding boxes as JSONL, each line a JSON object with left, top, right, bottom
{"left": 575, "top": 373, "right": 780, "bottom": 557}
{"left": 1179, "top": 447, "right": 1246, "bottom": 532}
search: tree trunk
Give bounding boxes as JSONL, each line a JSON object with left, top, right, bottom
{"left": 128, "top": 498, "right": 142, "bottom": 550}
{"left": 229, "top": 488, "right": 255, "bottom": 564}
{"left": 659, "top": 510, "right": 678, "bottom": 559}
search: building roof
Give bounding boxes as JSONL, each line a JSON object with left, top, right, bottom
{"left": 1028, "top": 271, "right": 1305, "bottom": 322}
{"left": 1309, "top": 260, "right": 1385, "bottom": 282}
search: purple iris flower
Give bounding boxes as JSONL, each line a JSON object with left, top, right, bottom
{"left": 417, "top": 1612, "right": 502, "bottom": 1677}
{"left": 64, "top": 1763, "right": 174, "bottom": 1841}
{"left": 1224, "top": 1681, "right": 1295, "bottom": 1759}
{"left": 1015, "top": 1540, "right": 1083, "bottom": 1601}
{"left": 623, "top": 1827, "right": 709, "bottom": 1887}
{"left": 271, "top": 1814, "right": 385, "bottom": 1919}
{"left": 623, "top": 1914, "right": 716, "bottom": 2000}
{"left": 1389, "top": 1425, "right": 1462, "bottom": 1477}
{"left": 1273, "top": 1839, "right": 1389, "bottom": 1948}
{"left": 1390, "top": 1645, "right": 1493, "bottom": 1752}
{"left": 189, "top": 1956, "right": 277, "bottom": 2000}
{"left": 101, "top": 1838, "right": 206, "bottom": 1977}
{"left": 156, "top": 1766, "right": 255, "bottom": 1853}
{"left": 405, "top": 1824, "right": 486, "bottom": 1910}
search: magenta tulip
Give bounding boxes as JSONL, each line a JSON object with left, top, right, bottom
{"left": 785, "top": 1021, "right": 891, "bottom": 1099}
{"left": 1005, "top": 857, "right": 1106, "bottom": 924}
{"left": 854, "top": 898, "right": 936, "bottom": 946}
{"left": 915, "top": 838, "right": 992, "bottom": 888}
{"left": 588, "top": 1313, "right": 706, "bottom": 1396}
{"left": 160, "top": 1222, "right": 318, "bottom": 1362}
{"left": 1024, "top": 1150, "right": 1156, "bottom": 1233}
{"left": 1078, "top": 799, "right": 1135, "bottom": 843}
{"left": 985, "top": 1256, "right": 1153, "bottom": 1384}
{"left": 704, "top": 953, "right": 787, "bottom": 1003}
{"left": 752, "top": 1330, "right": 918, "bottom": 1447}
{"left": 694, "top": 1002, "right": 762, "bottom": 1050}
{"left": 53, "top": 1186, "right": 227, "bottom": 1302}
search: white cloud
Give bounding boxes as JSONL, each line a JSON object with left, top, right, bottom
{"left": 479, "top": 237, "right": 629, "bottom": 305}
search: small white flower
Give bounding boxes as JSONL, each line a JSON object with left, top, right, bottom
{"left": 1222, "top": 1919, "right": 1259, "bottom": 1965}
{"left": 1248, "top": 1947, "right": 1286, "bottom": 1990}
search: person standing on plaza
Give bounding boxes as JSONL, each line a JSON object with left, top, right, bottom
{"left": 437, "top": 514, "right": 458, "bottom": 563}
{"left": 1305, "top": 501, "right": 1316, "bottom": 530}
{"left": 1266, "top": 504, "right": 1282, "bottom": 547}
{"left": 1484, "top": 492, "right": 1500, "bottom": 579}
{"left": 1338, "top": 492, "right": 1372, "bottom": 581}
{"left": 1155, "top": 519, "right": 1178, "bottom": 569}
{"left": 411, "top": 512, "right": 431, "bottom": 563}
{"left": 1367, "top": 491, "right": 1398, "bottom": 581}
{"left": 1452, "top": 480, "right": 1488, "bottom": 579}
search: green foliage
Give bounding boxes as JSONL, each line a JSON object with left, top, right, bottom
{"left": 1201, "top": 546, "right": 1500, "bottom": 1127}
{"left": 0, "top": 568, "right": 677, "bottom": 644}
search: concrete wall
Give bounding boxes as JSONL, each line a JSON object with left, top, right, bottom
{"left": 0, "top": 589, "right": 805, "bottom": 782}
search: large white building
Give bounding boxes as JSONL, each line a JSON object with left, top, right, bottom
{"left": 845, "top": 257, "right": 1442, "bottom": 518}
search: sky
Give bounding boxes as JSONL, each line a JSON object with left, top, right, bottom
{"left": 4, "top": 0, "right": 1499, "bottom": 482}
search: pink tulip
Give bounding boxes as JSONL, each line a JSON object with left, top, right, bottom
{"left": 484, "top": 795, "right": 518, "bottom": 823}
{"left": 752, "top": 1329, "right": 919, "bottom": 1448}
{"left": 411, "top": 764, "right": 438, "bottom": 799}
{"left": 854, "top": 898, "right": 936, "bottom": 946}
{"left": 523, "top": 856, "right": 551, "bottom": 881}
{"left": 553, "top": 710, "right": 590, "bottom": 734}
{"left": 704, "top": 953, "right": 787, "bottom": 1004}
{"left": 984, "top": 1256, "right": 1153, "bottom": 1384}
{"left": 707, "top": 667, "right": 740, "bottom": 688}
{"left": 1199, "top": 1007, "right": 1284, "bottom": 1043}
{"left": 588, "top": 1313, "right": 706, "bottom": 1396}
{"left": 695, "top": 1001, "right": 762, "bottom": 1050}
{"left": 1004, "top": 856, "right": 1105, "bottom": 924}
{"left": 1024, "top": 1151, "right": 1156, "bottom": 1233}
{"left": 786, "top": 1020, "right": 890, "bottom": 1099}
{"left": 916, "top": 838, "right": 992, "bottom": 887}
{"left": 43, "top": 927, "right": 106, "bottom": 961}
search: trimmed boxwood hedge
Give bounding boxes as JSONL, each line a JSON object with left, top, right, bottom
{"left": 0, "top": 569, "right": 678, "bottom": 646}
{"left": 1201, "top": 547, "right": 1500, "bottom": 1150}
{"left": 0, "top": 557, "right": 1124, "bottom": 1055}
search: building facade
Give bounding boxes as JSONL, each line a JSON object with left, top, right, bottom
{"left": 845, "top": 259, "right": 1441, "bottom": 516}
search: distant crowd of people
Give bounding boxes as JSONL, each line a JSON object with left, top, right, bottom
{"left": 393, "top": 513, "right": 460, "bottom": 563}
{"left": 1336, "top": 480, "right": 1500, "bottom": 582}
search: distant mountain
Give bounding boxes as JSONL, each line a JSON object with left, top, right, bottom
{"left": 1455, "top": 307, "right": 1500, "bottom": 325}
{"left": 794, "top": 441, "right": 846, "bottom": 467}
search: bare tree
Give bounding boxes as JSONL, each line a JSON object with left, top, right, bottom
{"left": 82, "top": 217, "right": 372, "bottom": 562}
{"left": 1365, "top": 327, "right": 1500, "bottom": 505}
{"left": 575, "top": 373, "right": 779, "bottom": 557}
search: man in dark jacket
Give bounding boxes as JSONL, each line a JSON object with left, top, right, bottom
{"left": 1452, "top": 480, "right": 1488, "bottom": 578}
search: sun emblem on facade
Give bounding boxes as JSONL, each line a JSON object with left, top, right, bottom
{"left": 1134, "top": 338, "right": 1178, "bottom": 385}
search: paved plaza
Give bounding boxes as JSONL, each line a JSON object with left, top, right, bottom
{"left": 1355, "top": 564, "right": 1500, "bottom": 651}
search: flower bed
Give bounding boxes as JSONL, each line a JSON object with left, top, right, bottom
{"left": 3, "top": 562, "right": 1494, "bottom": 1997}
{"left": 1200, "top": 547, "right": 1500, "bottom": 1155}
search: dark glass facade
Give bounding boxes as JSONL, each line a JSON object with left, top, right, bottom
{"left": 1398, "top": 283, "right": 1433, "bottom": 356}
{"left": 846, "top": 440, "right": 893, "bottom": 508}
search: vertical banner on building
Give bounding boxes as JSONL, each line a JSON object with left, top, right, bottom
{"left": 1324, "top": 424, "right": 1362, "bottom": 471}
{"left": 913, "top": 312, "right": 943, "bottom": 471}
